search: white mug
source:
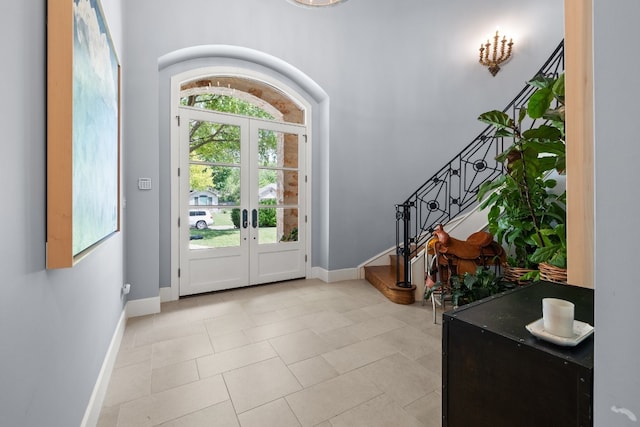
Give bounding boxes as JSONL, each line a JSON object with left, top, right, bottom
{"left": 542, "top": 298, "right": 575, "bottom": 337}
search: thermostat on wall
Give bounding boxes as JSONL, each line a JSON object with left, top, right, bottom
{"left": 138, "top": 178, "right": 152, "bottom": 190}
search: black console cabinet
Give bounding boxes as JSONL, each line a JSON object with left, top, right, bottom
{"left": 442, "top": 281, "right": 594, "bottom": 427}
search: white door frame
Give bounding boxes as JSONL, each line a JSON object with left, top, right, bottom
{"left": 168, "top": 66, "right": 313, "bottom": 301}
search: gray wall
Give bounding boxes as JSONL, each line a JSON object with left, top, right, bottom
{"left": 2, "top": 1, "right": 636, "bottom": 425}
{"left": 0, "top": 0, "right": 126, "bottom": 426}
{"left": 121, "top": 0, "right": 563, "bottom": 298}
{"left": 593, "top": 1, "right": 640, "bottom": 424}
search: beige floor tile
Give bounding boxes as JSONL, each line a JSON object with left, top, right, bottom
{"left": 288, "top": 356, "right": 338, "bottom": 388}
{"left": 321, "top": 336, "right": 397, "bottom": 374}
{"left": 243, "top": 318, "right": 308, "bottom": 343}
{"left": 248, "top": 309, "right": 284, "bottom": 326}
{"left": 217, "top": 286, "right": 260, "bottom": 303}
{"left": 268, "top": 329, "right": 334, "bottom": 365}
{"left": 285, "top": 370, "right": 382, "bottom": 426}
{"left": 125, "top": 314, "right": 155, "bottom": 332}
{"left": 403, "top": 390, "right": 442, "bottom": 427}
{"left": 196, "top": 341, "right": 277, "bottom": 378}
{"left": 151, "top": 360, "right": 199, "bottom": 394}
{"left": 375, "top": 324, "right": 441, "bottom": 361}
{"left": 223, "top": 357, "right": 302, "bottom": 413}
{"left": 276, "top": 302, "right": 324, "bottom": 321}
{"left": 103, "top": 360, "right": 151, "bottom": 407}
{"left": 210, "top": 330, "right": 252, "bottom": 353}
{"left": 97, "top": 404, "right": 120, "bottom": 427}
{"left": 237, "top": 398, "right": 301, "bottom": 427}
{"left": 415, "top": 349, "right": 442, "bottom": 376}
{"left": 116, "top": 375, "right": 229, "bottom": 427}
{"left": 204, "top": 312, "right": 256, "bottom": 337}
{"left": 160, "top": 297, "right": 201, "bottom": 314}
{"left": 119, "top": 326, "right": 139, "bottom": 352}
{"left": 297, "top": 289, "right": 343, "bottom": 303}
{"left": 388, "top": 303, "right": 435, "bottom": 325}
{"left": 192, "top": 291, "right": 226, "bottom": 306}
{"left": 422, "top": 320, "right": 443, "bottom": 340}
{"left": 102, "top": 280, "right": 444, "bottom": 427}
{"left": 152, "top": 309, "right": 206, "bottom": 331}
{"left": 156, "top": 400, "right": 240, "bottom": 427}
{"left": 135, "top": 320, "right": 208, "bottom": 348}
{"left": 345, "top": 315, "right": 408, "bottom": 340}
{"left": 356, "top": 353, "right": 441, "bottom": 407}
{"left": 197, "top": 299, "right": 245, "bottom": 321}
{"left": 340, "top": 308, "right": 374, "bottom": 324}
{"left": 151, "top": 333, "right": 213, "bottom": 369}
{"left": 317, "top": 327, "right": 361, "bottom": 349}
{"left": 316, "top": 296, "right": 370, "bottom": 313}
{"left": 298, "top": 311, "right": 354, "bottom": 334}
{"left": 361, "top": 301, "right": 408, "bottom": 318}
{"left": 115, "top": 344, "right": 152, "bottom": 369}
{"left": 241, "top": 293, "right": 305, "bottom": 315}
{"left": 329, "top": 393, "right": 423, "bottom": 427}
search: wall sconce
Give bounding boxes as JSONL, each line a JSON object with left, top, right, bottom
{"left": 479, "top": 30, "right": 514, "bottom": 76}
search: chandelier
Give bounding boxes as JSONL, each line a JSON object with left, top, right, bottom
{"left": 291, "top": 0, "right": 347, "bottom": 7}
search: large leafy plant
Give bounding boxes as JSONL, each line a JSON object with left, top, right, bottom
{"left": 477, "top": 73, "right": 566, "bottom": 271}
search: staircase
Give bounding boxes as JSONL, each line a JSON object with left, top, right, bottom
{"left": 364, "top": 249, "right": 418, "bottom": 305}
{"left": 364, "top": 41, "right": 565, "bottom": 304}
{"left": 364, "top": 207, "right": 490, "bottom": 304}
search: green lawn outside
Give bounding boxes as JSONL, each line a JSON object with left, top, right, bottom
{"left": 212, "top": 210, "right": 234, "bottom": 227}
{"left": 189, "top": 209, "right": 283, "bottom": 247}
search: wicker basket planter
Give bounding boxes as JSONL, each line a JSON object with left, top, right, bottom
{"left": 503, "top": 265, "right": 537, "bottom": 285}
{"left": 538, "top": 262, "right": 568, "bottom": 284}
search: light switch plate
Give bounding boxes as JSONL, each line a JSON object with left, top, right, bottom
{"left": 138, "top": 178, "right": 152, "bottom": 190}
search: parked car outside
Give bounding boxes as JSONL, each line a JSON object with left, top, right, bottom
{"left": 189, "top": 210, "right": 214, "bottom": 229}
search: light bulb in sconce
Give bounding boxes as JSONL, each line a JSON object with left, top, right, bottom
{"left": 479, "top": 29, "right": 514, "bottom": 76}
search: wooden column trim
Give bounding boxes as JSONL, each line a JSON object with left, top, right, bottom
{"left": 47, "top": 0, "right": 74, "bottom": 268}
{"left": 565, "top": 0, "right": 594, "bottom": 287}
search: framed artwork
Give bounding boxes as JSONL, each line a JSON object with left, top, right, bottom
{"left": 47, "top": 0, "right": 120, "bottom": 268}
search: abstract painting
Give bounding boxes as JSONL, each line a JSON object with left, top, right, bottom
{"left": 47, "top": 0, "right": 120, "bottom": 268}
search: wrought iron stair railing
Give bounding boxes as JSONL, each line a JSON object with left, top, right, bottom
{"left": 395, "top": 41, "right": 565, "bottom": 287}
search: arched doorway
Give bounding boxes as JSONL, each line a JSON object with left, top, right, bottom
{"left": 170, "top": 69, "right": 312, "bottom": 296}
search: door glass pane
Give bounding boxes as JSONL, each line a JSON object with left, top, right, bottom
{"left": 257, "top": 128, "right": 299, "bottom": 245}
{"left": 189, "top": 120, "right": 241, "bottom": 164}
{"left": 181, "top": 93, "right": 277, "bottom": 121}
{"left": 258, "top": 130, "right": 298, "bottom": 168}
{"left": 188, "top": 120, "right": 242, "bottom": 249}
{"left": 258, "top": 130, "right": 299, "bottom": 205}
{"left": 258, "top": 207, "right": 298, "bottom": 244}
{"left": 258, "top": 169, "right": 298, "bottom": 206}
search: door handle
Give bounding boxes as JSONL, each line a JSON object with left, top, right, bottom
{"left": 252, "top": 209, "right": 258, "bottom": 228}
{"left": 242, "top": 209, "right": 248, "bottom": 228}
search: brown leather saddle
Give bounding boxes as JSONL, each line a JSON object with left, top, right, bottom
{"left": 427, "top": 224, "right": 505, "bottom": 284}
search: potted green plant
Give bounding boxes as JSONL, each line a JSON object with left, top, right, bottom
{"left": 449, "top": 266, "right": 516, "bottom": 307}
{"left": 424, "top": 266, "right": 515, "bottom": 308}
{"left": 529, "top": 222, "right": 567, "bottom": 282}
{"left": 477, "top": 73, "right": 566, "bottom": 283}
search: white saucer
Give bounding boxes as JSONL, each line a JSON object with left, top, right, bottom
{"left": 525, "top": 318, "right": 594, "bottom": 347}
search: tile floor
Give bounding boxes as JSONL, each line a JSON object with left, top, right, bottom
{"left": 97, "top": 279, "right": 442, "bottom": 427}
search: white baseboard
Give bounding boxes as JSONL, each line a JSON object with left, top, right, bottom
{"left": 126, "top": 296, "right": 161, "bottom": 318}
{"left": 310, "top": 266, "right": 359, "bottom": 283}
{"left": 80, "top": 307, "right": 127, "bottom": 427}
{"left": 159, "top": 286, "right": 174, "bottom": 303}
{"left": 310, "top": 266, "right": 328, "bottom": 282}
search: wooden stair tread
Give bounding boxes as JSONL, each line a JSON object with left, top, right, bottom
{"left": 364, "top": 265, "right": 416, "bottom": 305}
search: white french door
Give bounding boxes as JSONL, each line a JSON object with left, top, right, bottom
{"left": 178, "top": 107, "right": 306, "bottom": 296}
